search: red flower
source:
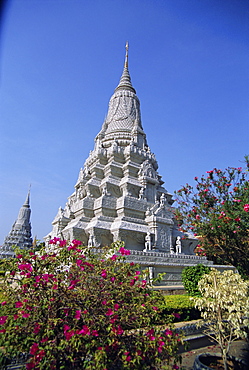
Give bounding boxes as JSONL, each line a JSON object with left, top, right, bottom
{"left": 0, "top": 316, "right": 8, "bottom": 325}
{"left": 78, "top": 325, "right": 90, "bottom": 336}
{"left": 119, "top": 247, "right": 131, "bottom": 255}
{"left": 65, "top": 330, "right": 75, "bottom": 340}
{"left": 101, "top": 270, "right": 107, "bottom": 278}
{"left": 172, "top": 312, "right": 181, "bottom": 319}
{"left": 49, "top": 237, "right": 61, "bottom": 244}
{"left": 74, "top": 310, "right": 81, "bottom": 320}
{"left": 30, "top": 343, "right": 39, "bottom": 355}
{"left": 21, "top": 311, "right": 30, "bottom": 318}
{"left": 243, "top": 204, "right": 249, "bottom": 212}
{"left": 33, "top": 324, "right": 41, "bottom": 334}
{"left": 106, "top": 309, "right": 114, "bottom": 316}
{"left": 26, "top": 361, "right": 35, "bottom": 369}
{"left": 18, "top": 263, "right": 32, "bottom": 272}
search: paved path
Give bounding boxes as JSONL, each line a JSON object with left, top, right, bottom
{"left": 179, "top": 338, "right": 249, "bottom": 369}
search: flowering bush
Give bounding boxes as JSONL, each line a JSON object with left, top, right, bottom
{"left": 174, "top": 157, "right": 249, "bottom": 277}
{"left": 0, "top": 239, "right": 182, "bottom": 370}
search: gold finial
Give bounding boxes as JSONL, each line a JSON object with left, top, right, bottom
{"left": 125, "top": 41, "right": 129, "bottom": 68}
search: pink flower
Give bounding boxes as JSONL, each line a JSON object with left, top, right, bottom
{"left": 18, "top": 263, "right": 32, "bottom": 272}
{"left": 110, "top": 277, "right": 116, "bottom": 282}
{"left": 68, "top": 279, "right": 80, "bottom": 290}
{"left": 110, "top": 254, "right": 117, "bottom": 261}
{"left": 114, "top": 303, "right": 119, "bottom": 311}
{"left": 1, "top": 301, "right": 6, "bottom": 306}
{"left": 110, "top": 314, "right": 118, "bottom": 323}
{"left": 124, "top": 352, "right": 131, "bottom": 362}
{"left": 0, "top": 329, "right": 6, "bottom": 333}
{"left": 78, "top": 325, "right": 90, "bottom": 336}
{"left": 74, "top": 310, "right": 81, "bottom": 320}
{"left": 63, "top": 324, "right": 70, "bottom": 333}
{"left": 172, "top": 312, "right": 181, "bottom": 319}
{"left": 0, "top": 316, "right": 8, "bottom": 325}
{"left": 112, "top": 325, "right": 124, "bottom": 335}
{"left": 71, "top": 239, "right": 82, "bottom": 246}
{"left": 244, "top": 204, "right": 249, "bottom": 212}
{"left": 152, "top": 306, "right": 158, "bottom": 311}
{"left": 35, "top": 349, "right": 45, "bottom": 362}
{"left": 49, "top": 237, "right": 61, "bottom": 244}
{"left": 101, "top": 270, "right": 107, "bottom": 278}
{"left": 59, "top": 240, "right": 67, "bottom": 247}
{"left": 65, "top": 330, "right": 75, "bottom": 340}
{"left": 130, "top": 279, "right": 135, "bottom": 286}
{"left": 21, "top": 311, "right": 30, "bottom": 318}
{"left": 106, "top": 309, "right": 114, "bottom": 316}
{"left": 30, "top": 343, "right": 39, "bottom": 355}
{"left": 33, "top": 323, "right": 41, "bottom": 334}
{"left": 119, "top": 247, "right": 131, "bottom": 255}
{"left": 92, "top": 329, "right": 99, "bottom": 336}
{"left": 141, "top": 280, "right": 147, "bottom": 288}
{"left": 15, "top": 301, "right": 23, "bottom": 308}
{"left": 165, "top": 328, "right": 173, "bottom": 336}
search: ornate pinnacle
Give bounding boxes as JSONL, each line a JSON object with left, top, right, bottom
{"left": 125, "top": 41, "right": 129, "bottom": 68}
{"left": 115, "top": 42, "right": 136, "bottom": 94}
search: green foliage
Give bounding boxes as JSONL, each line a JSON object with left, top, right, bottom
{"left": 155, "top": 295, "right": 200, "bottom": 323}
{"left": 0, "top": 238, "right": 183, "bottom": 370}
{"left": 182, "top": 264, "right": 211, "bottom": 297}
{"left": 175, "top": 157, "right": 249, "bottom": 278}
{"left": 194, "top": 268, "right": 249, "bottom": 370}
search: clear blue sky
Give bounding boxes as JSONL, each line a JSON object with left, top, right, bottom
{"left": 0, "top": 0, "right": 248, "bottom": 244}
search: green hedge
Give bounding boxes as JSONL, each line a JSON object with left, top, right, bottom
{"left": 153, "top": 294, "right": 200, "bottom": 323}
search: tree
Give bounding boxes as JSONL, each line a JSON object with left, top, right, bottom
{"left": 174, "top": 157, "right": 249, "bottom": 278}
{"left": 193, "top": 268, "right": 249, "bottom": 370}
{"left": 0, "top": 239, "right": 182, "bottom": 370}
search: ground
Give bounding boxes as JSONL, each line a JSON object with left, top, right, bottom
{"left": 179, "top": 338, "right": 249, "bottom": 369}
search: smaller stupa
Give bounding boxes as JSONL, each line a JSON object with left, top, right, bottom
{"left": 1, "top": 190, "right": 33, "bottom": 258}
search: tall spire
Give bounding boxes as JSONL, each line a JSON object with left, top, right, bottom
{"left": 1, "top": 190, "right": 33, "bottom": 257}
{"left": 23, "top": 186, "right": 31, "bottom": 208}
{"left": 115, "top": 41, "right": 136, "bottom": 94}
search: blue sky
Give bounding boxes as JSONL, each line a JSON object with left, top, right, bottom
{"left": 0, "top": 0, "right": 248, "bottom": 244}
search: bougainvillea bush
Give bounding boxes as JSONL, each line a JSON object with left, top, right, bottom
{"left": 174, "top": 157, "right": 249, "bottom": 278}
{"left": 0, "top": 239, "right": 182, "bottom": 370}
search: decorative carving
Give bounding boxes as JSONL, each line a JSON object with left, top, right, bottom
{"left": 175, "top": 236, "right": 182, "bottom": 254}
{"left": 144, "top": 232, "right": 152, "bottom": 251}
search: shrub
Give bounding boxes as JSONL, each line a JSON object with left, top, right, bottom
{"left": 155, "top": 295, "right": 200, "bottom": 323}
{"left": 194, "top": 268, "right": 249, "bottom": 370}
{"left": 175, "top": 158, "right": 249, "bottom": 278}
{"left": 182, "top": 264, "right": 211, "bottom": 296}
{"left": 0, "top": 239, "right": 183, "bottom": 370}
